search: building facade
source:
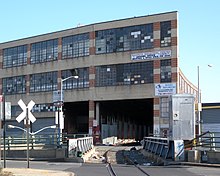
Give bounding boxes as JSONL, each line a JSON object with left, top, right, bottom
{"left": 0, "top": 11, "right": 197, "bottom": 141}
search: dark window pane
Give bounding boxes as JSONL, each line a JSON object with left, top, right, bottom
{"left": 95, "top": 23, "right": 154, "bottom": 54}
{"left": 160, "top": 21, "right": 171, "bottom": 47}
{"left": 3, "top": 45, "right": 27, "bottom": 68}
{"left": 31, "top": 39, "right": 58, "bottom": 64}
{"left": 96, "top": 62, "right": 153, "bottom": 86}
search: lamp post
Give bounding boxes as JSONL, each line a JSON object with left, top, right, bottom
{"left": 8, "top": 124, "right": 56, "bottom": 135}
{"left": 8, "top": 124, "right": 56, "bottom": 168}
{"left": 57, "top": 69, "right": 78, "bottom": 148}
{"left": 2, "top": 93, "right": 6, "bottom": 168}
{"left": 197, "top": 66, "right": 201, "bottom": 136}
{"left": 197, "top": 65, "right": 212, "bottom": 136}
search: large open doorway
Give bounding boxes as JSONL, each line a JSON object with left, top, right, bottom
{"left": 99, "top": 99, "right": 153, "bottom": 141}
{"left": 63, "top": 101, "right": 89, "bottom": 134}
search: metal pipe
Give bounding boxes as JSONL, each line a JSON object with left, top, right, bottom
{"left": 197, "top": 66, "right": 201, "bottom": 135}
{"left": 26, "top": 107, "right": 30, "bottom": 168}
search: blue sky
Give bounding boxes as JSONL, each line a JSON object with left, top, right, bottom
{"left": 1, "top": 0, "right": 220, "bottom": 103}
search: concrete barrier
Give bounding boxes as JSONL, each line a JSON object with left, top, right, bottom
{"left": 207, "top": 151, "right": 220, "bottom": 164}
{"left": 187, "top": 150, "right": 201, "bottom": 163}
{"left": 68, "top": 137, "right": 93, "bottom": 157}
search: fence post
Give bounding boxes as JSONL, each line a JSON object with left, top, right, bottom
{"left": 210, "top": 133, "right": 216, "bottom": 151}
{"left": 7, "top": 136, "right": 12, "bottom": 150}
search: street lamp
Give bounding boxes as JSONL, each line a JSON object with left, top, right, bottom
{"left": 8, "top": 124, "right": 56, "bottom": 135}
{"left": 8, "top": 124, "right": 56, "bottom": 168}
{"left": 57, "top": 69, "right": 79, "bottom": 148}
{"left": 197, "top": 65, "right": 212, "bottom": 136}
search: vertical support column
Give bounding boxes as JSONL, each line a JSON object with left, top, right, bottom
{"left": 171, "top": 58, "right": 178, "bottom": 88}
{"left": 95, "top": 102, "right": 101, "bottom": 143}
{"left": 171, "top": 19, "right": 178, "bottom": 47}
{"left": 171, "top": 19, "right": 179, "bottom": 93}
{"left": 58, "top": 38, "right": 62, "bottom": 60}
{"left": 26, "top": 44, "right": 31, "bottom": 95}
{"left": 57, "top": 70, "right": 62, "bottom": 90}
{"left": 89, "top": 100, "right": 95, "bottom": 137}
{"left": 26, "top": 75, "right": 30, "bottom": 95}
{"left": 153, "top": 22, "right": 160, "bottom": 48}
{"left": 89, "top": 66, "right": 95, "bottom": 88}
{"left": 153, "top": 60, "right": 160, "bottom": 83}
{"left": 89, "top": 31, "right": 96, "bottom": 55}
{"left": 27, "top": 44, "right": 31, "bottom": 65}
{"left": 153, "top": 97, "right": 160, "bottom": 136}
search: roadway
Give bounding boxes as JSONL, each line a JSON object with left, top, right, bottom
{"left": 2, "top": 160, "right": 220, "bottom": 176}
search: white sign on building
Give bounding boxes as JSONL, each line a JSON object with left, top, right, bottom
{"left": 155, "top": 83, "right": 176, "bottom": 96}
{"left": 53, "top": 90, "right": 64, "bottom": 103}
{"left": 0, "top": 102, "right": 12, "bottom": 120}
{"left": 131, "top": 50, "right": 171, "bottom": 61}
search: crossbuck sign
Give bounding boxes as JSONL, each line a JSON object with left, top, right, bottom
{"left": 16, "top": 99, "right": 36, "bottom": 124}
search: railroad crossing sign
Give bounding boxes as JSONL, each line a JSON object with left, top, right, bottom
{"left": 16, "top": 99, "right": 36, "bottom": 123}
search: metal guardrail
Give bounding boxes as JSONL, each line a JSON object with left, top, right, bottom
{"left": 193, "top": 131, "right": 220, "bottom": 151}
{"left": 143, "top": 137, "right": 174, "bottom": 160}
{"left": 1, "top": 133, "right": 93, "bottom": 159}
{"left": 1, "top": 133, "right": 57, "bottom": 150}
{"left": 1, "top": 133, "right": 90, "bottom": 150}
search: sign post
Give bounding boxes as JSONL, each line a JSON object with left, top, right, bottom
{"left": 3, "top": 94, "right": 6, "bottom": 168}
{"left": 53, "top": 90, "right": 63, "bottom": 148}
{"left": 16, "top": 99, "right": 36, "bottom": 168}
{"left": 0, "top": 95, "right": 12, "bottom": 168}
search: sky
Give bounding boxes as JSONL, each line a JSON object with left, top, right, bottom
{"left": 0, "top": 0, "right": 220, "bottom": 103}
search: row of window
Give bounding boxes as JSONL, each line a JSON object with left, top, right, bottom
{"left": 96, "top": 62, "right": 154, "bottom": 86}
{"left": 95, "top": 24, "right": 154, "bottom": 54}
{"left": 2, "top": 21, "right": 172, "bottom": 68}
{"left": 2, "top": 68, "right": 90, "bottom": 95}
{"left": 11, "top": 103, "right": 56, "bottom": 117}
{"left": 2, "top": 60, "right": 171, "bottom": 95}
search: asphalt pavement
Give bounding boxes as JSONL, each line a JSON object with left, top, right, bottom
{"left": 2, "top": 168, "right": 75, "bottom": 176}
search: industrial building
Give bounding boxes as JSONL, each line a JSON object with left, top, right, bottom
{"left": 0, "top": 11, "right": 198, "bottom": 142}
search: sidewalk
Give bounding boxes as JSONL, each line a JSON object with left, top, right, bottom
{"left": 2, "top": 168, "right": 75, "bottom": 176}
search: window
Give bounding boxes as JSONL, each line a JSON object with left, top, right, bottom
{"left": 61, "top": 68, "right": 89, "bottom": 89}
{"left": 3, "top": 76, "right": 26, "bottom": 95}
{"left": 160, "top": 21, "right": 171, "bottom": 47}
{"left": 160, "top": 59, "right": 171, "bottom": 83}
{"left": 3, "top": 45, "right": 27, "bottom": 68}
{"left": 11, "top": 105, "right": 22, "bottom": 117}
{"left": 96, "top": 62, "right": 153, "bottom": 87}
{"left": 95, "top": 23, "right": 153, "bottom": 54}
{"left": 160, "top": 97, "right": 169, "bottom": 118}
{"left": 32, "top": 103, "right": 56, "bottom": 112}
{"left": 30, "top": 72, "right": 57, "bottom": 92}
{"left": 12, "top": 103, "right": 56, "bottom": 117}
{"left": 62, "top": 33, "right": 89, "bottom": 59}
{"left": 31, "top": 39, "right": 58, "bottom": 64}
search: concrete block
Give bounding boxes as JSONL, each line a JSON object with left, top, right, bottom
{"left": 207, "top": 151, "right": 220, "bottom": 164}
{"left": 187, "top": 150, "right": 201, "bottom": 163}
{"left": 56, "top": 148, "right": 66, "bottom": 158}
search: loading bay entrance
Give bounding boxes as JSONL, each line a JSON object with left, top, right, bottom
{"left": 64, "top": 99, "right": 153, "bottom": 141}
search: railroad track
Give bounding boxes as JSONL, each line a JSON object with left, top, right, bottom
{"left": 105, "top": 148, "right": 151, "bottom": 176}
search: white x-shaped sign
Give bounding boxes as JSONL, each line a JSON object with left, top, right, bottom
{"left": 16, "top": 99, "right": 36, "bottom": 123}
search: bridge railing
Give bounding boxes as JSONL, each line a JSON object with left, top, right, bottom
{"left": 191, "top": 131, "right": 220, "bottom": 151}
{"left": 1, "top": 133, "right": 93, "bottom": 154}
{"left": 143, "top": 136, "right": 184, "bottom": 161}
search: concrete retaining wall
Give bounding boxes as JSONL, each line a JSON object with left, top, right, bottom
{"left": 4, "top": 148, "right": 66, "bottom": 159}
